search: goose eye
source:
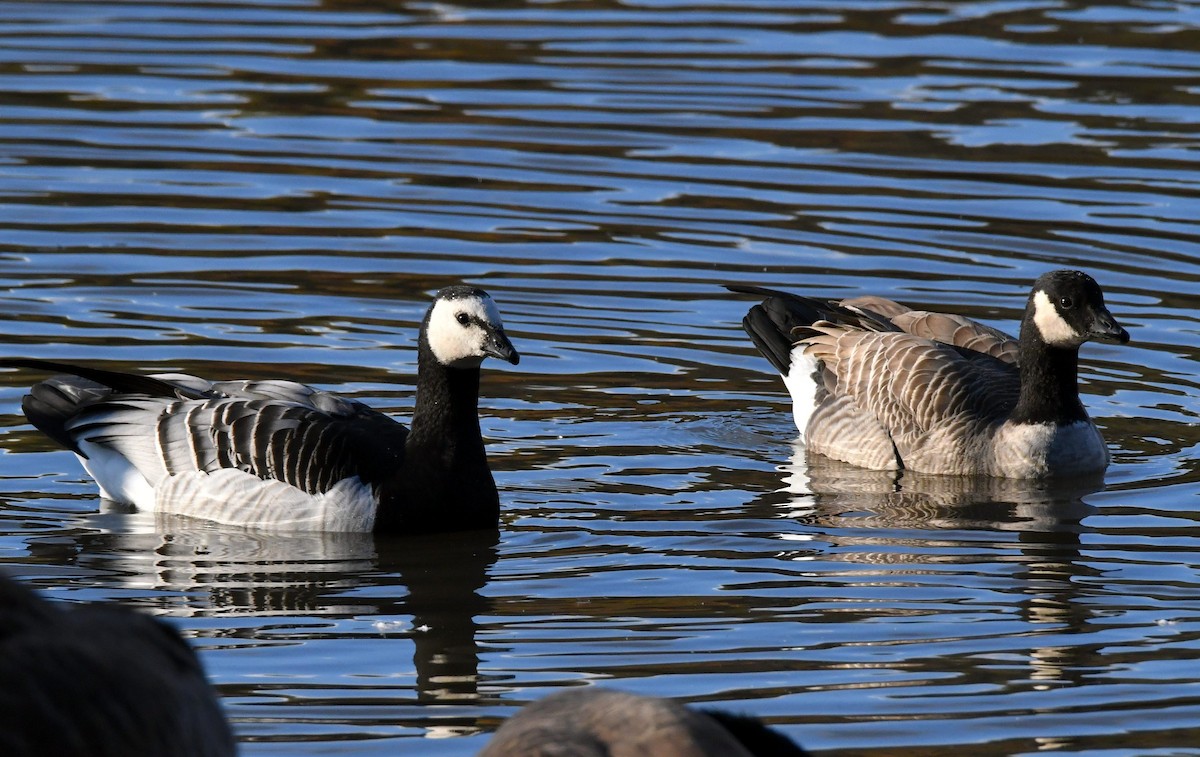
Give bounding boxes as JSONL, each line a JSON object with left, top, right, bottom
{"left": 455, "top": 312, "right": 471, "bottom": 325}
{"left": 1059, "top": 296, "right": 1074, "bottom": 309}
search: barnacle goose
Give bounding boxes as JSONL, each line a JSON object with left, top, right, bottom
{"left": 478, "top": 687, "right": 809, "bottom": 757}
{"left": 728, "top": 270, "right": 1129, "bottom": 478}
{"left": 0, "top": 573, "right": 235, "bottom": 757}
{"left": 0, "top": 286, "right": 519, "bottom": 532}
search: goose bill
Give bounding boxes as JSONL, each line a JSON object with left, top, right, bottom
{"left": 1090, "top": 308, "right": 1130, "bottom": 344}
{"left": 484, "top": 327, "right": 520, "bottom": 365}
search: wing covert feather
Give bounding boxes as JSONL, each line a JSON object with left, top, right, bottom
{"left": 66, "top": 391, "right": 407, "bottom": 496}
{"left": 889, "top": 311, "right": 1019, "bottom": 364}
{"left": 803, "top": 328, "right": 1019, "bottom": 453}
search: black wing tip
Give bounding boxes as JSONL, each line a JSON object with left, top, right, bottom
{"left": 20, "top": 389, "right": 89, "bottom": 455}
{"left": 741, "top": 305, "right": 797, "bottom": 376}
{"left": 724, "top": 283, "right": 795, "bottom": 299}
{"left": 0, "top": 358, "right": 211, "bottom": 400}
{"left": 724, "top": 284, "right": 828, "bottom": 318}
{"left": 726, "top": 285, "right": 823, "bottom": 375}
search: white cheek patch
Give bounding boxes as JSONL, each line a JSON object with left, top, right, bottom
{"left": 1032, "top": 290, "right": 1081, "bottom": 346}
{"left": 426, "top": 294, "right": 503, "bottom": 367}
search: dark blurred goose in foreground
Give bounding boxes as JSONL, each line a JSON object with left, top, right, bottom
{"left": 0, "top": 286, "right": 519, "bottom": 532}
{"left": 728, "top": 270, "right": 1129, "bottom": 477}
{"left": 0, "top": 573, "right": 235, "bottom": 757}
{"left": 478, "top": 687, "right": 809, "bottom": 757}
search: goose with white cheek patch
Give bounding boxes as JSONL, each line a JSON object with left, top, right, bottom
{"left": 727, "top": 270, "right": 1129, "bottom": 478}
{"left": 0, "top": 285, "right": 519, "bottom": 532}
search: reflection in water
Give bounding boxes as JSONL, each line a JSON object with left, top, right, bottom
{"left": 2, "top": 0, "right": 1200, "bottom": 752}
{"left": 35, "top": 514, "right": 498, "bottom": 708}
{"left": 776, "top": 440, "right": 1102, "bottom": 692}
{"left": 779, "top": 440, "right": 1101, "bottom": 531}
{"left": 375, "top": 530, "right": 498, "bottom": 705}
{"left": 57, "top": 512, "right": 382, "bottom": 616}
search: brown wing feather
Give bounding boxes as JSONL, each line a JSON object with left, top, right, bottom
{"left": 838, "top": 298, "right": 1020, "bottom": 365}
{"left": 839, "top": 295, "right": 911, "bottom": 320}
{"left": 889, "top": 311, "right": 1019, "bottom": 364}
{"left": 806, "top": 393, "right": 900, "bottom": 470}
{"left": 802, "top": 327, "right": 1020, "bottom": 464}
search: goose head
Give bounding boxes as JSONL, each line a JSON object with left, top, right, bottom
{"left": 424, "top": 286, "right": 520, "bottom": 368}
{"left": 1027, "top": 270, "right": 1129, "bottom": 348}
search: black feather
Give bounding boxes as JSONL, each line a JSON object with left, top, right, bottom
{"left": 0, "top": 358, "right": 212, "bottom": 400}
{"left": 726, "top": 283, "right": 905, "bottom": 375}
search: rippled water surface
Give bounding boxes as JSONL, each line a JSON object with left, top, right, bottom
{"left": 2, "top": 1, "right": 1200, "bottom": 754}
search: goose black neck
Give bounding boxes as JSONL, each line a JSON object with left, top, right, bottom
{"left": 374, "top": 341, "right": 497, "bottom": 534}
{"left": 1010, "top": 318, "right": 1088, "bottom": 425}
{"left": 408, "top": 348, "right": 484, "bottom": 443}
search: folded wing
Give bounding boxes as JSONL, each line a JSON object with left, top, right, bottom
{"left": 12, "top": 361, "right": 408, "bottom": 529}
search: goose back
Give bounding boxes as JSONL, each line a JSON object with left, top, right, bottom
{"left": 478, "top": 688, "right": 809, "bottom": 757}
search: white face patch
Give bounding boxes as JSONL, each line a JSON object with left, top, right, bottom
{"left": 1031, "top": 290, "right": 1081, "bottom": 346}
{"left": 426, "top": 293, "right": 505, "bottom": 368}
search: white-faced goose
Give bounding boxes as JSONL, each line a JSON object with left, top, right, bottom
{"left": 0, "top": 285, "right": 519, "bottom": 532}
{"left": 728, "top": 270, "right": 1129, "bottom": 478}
{"left": 0, "top": 573, "right": 235, "bottom": 756}
{"left": 478, "top": 687, "right": 809, "bottom": 757}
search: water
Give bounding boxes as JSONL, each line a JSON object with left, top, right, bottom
{"left": 1, "top": 1, "right": 1199, "bottom": 753}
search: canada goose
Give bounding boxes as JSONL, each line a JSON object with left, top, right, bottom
{"left": 728, "top": 270, "right": 1129, "bottom": 477}
{"left": 0, "top": 286, "right": 519, "bottom": 532}
{"left": 0, "top": 573, "right": 235, "bottom": 757}
{"left": 478, "top": 687, "right": 809, "bottom": 757}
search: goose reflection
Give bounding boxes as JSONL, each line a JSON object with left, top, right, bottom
{"left": 771, "top": 440, "right": 1105, "bottom": 691}
{"left": 35, "top": 509, "right": 498, "bottom": 705}
{"left": 375, "top": 528, "right": 498, "bottom": 704}
{"left": 778, "top": 440, "right": 1101, "bottom": 532}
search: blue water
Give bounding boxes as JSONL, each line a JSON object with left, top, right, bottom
{"left": 2, "top": 1, "right": 1200, "bottom": 754}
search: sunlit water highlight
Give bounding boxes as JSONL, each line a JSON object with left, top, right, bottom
{"left": 2, "top": 1, "right": 1200, "bottom": 754}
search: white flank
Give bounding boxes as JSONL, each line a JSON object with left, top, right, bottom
{"left": 76, "top": 438, "right": 379, "bottom": 531}
{"left": 77, "top": 442, "right": 157, "bottom": 509}
{"left": 782, "top": 345, "right": 819, "bottom": 439}
{"left": 154, "top": 470, "right": 378, "bottom": 531}
{"left": 426, "top": 293, "right": 504, "bottom": 368}
{"left": 1031, "top": 290, "right": 1081, "bottom": 346}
